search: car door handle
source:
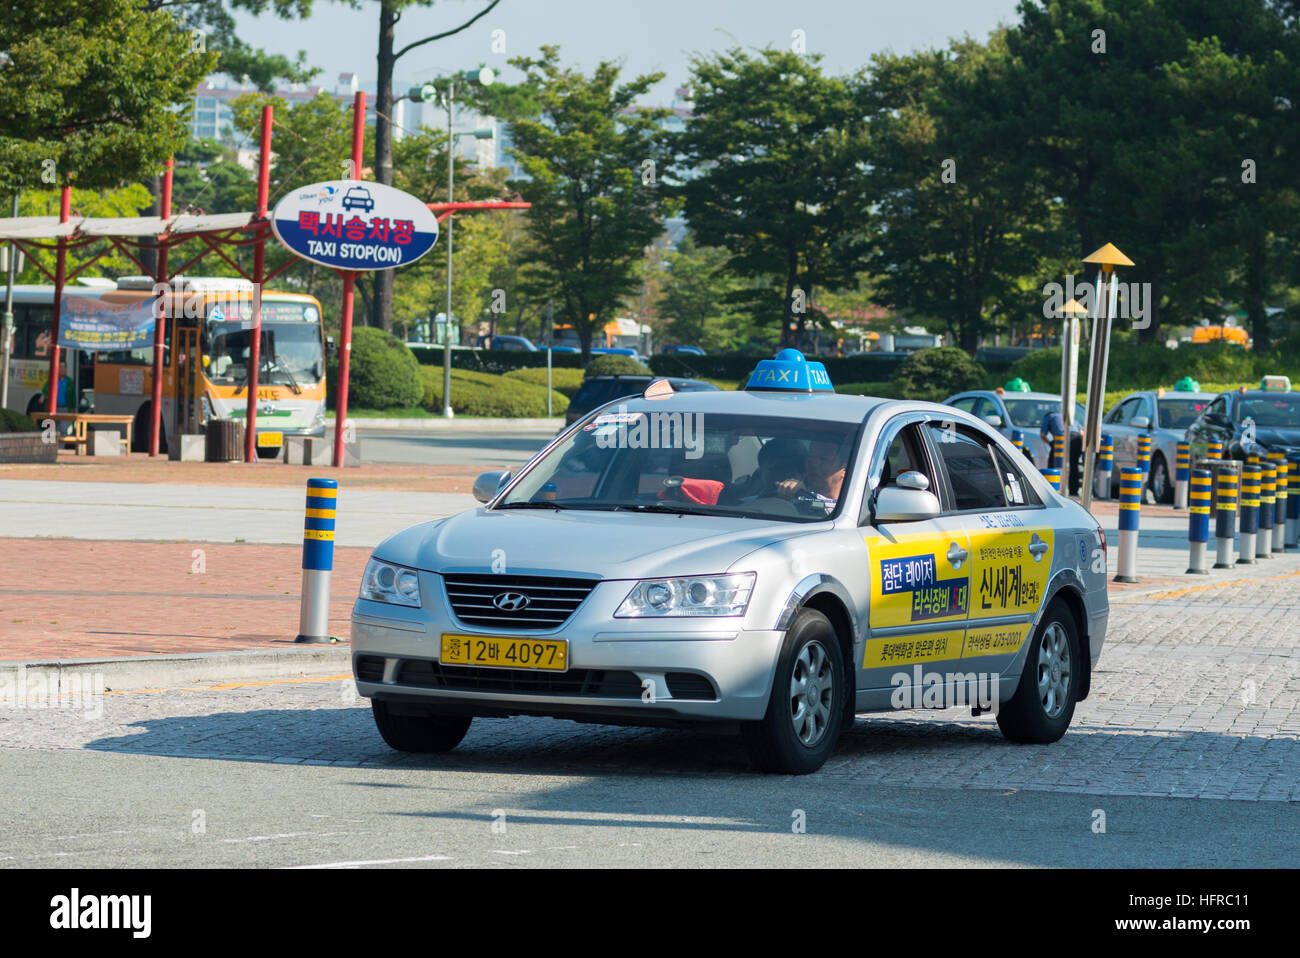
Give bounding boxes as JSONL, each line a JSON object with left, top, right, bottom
{"left": 947, "top": 542, "right": 968, "bottom": 567}
{"left": 1028, "top": 535, "right": 1049, "bottom": 560}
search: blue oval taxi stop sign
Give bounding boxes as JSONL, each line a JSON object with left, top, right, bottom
{"left": 270, "top": 180, "right": 439, "bottom": 271}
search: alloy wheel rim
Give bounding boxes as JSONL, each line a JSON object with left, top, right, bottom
{"left": 789, "top": 640, "right": 834, "bottom": 747}
{"left": 1037, "top": 623, "right": 1072, "bottom": 719}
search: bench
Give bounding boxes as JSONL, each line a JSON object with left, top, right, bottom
{"left": 29, "top": 412, "right": 135, "bottom": 455}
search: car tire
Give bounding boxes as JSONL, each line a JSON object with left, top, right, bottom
{"left": 371, "top": 700, "right": 472, "bottom": 753}
{"left": 741, "top": 608, "right": 845, "bottom": 774}
{"left": 996, "top": 599, "right": 1080, "bottom": 744}
{"left": 1150, "top": 454, "right": 1174, "bottom": 504}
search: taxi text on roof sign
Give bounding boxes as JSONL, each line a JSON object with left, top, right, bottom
{"left": 745, "top": 348, "right": 834, "bottom": 393}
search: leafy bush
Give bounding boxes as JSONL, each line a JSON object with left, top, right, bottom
{"left": 584, "top": 354, "right": 650, "bottom": 378}
{"left": 0, "top": 408, "right": 39, "bottom": 432}
{"left": 418, "top": 366, "right": 568, "bottom": 417}
{"left": 893, "top": 347, "right": 986, "bottom": 401}
{"left": 328, "top": 327, "right": 422, "bottom": 411}
{"left": 503, "top": 366, "right": 585, "bottom": 397}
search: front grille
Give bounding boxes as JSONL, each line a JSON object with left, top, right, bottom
{"left": 442, "top": 573, "right": 598, "bottom": 630}
{"left": 396, "top": 659, "right": 642, "bottom": 698}
{"left": 665, "top": 672, "right": 717, "bottom": 701}
{"left": 355, "top": 656, "right": 385, "bottom": 682}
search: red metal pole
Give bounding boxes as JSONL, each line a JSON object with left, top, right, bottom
{"left": 333, "top": 90, "right": 366, "bottom": 468}
{"left": 149, "top": 156, "right": 173, "bottom": 457}
{"left": 244, "top": 104, "right": 273, "bottom": 463}
{"left": 46, "top": 186, "right": 71, "bottom": 417}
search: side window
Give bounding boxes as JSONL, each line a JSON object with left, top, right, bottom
{"left": 876, "top": 424, "right": 931, "bottom": 489}
{"left": 1112, "top": 398, "right": 1138, "bottom": 425}
{"left": 1207, "top": 397, "right": 1226, "bottom": 419}
{"left": 948, "top": 396, "right": 978, "bottom": 413}
{"left": 1136, "top": 396, "right": 1154, "bottom": 422}
{"left": 992, "top": 445, "right": 1041, "bottom": 508}
{"left": 926, "top": 424, "right": 1006, "bottom": 512}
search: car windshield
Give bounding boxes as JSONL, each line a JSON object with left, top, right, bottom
{"left": 1159, "top": 398, "right": 1211, "bottom": 430}
{"left": 1237, "top": 395, "right": 1300, "bottom": 428}
{"left": 1003, "top": 398, "right": 1086, "bottom": 427}
{"left": 499, "top": 411, "right": 859, "bottom": 522}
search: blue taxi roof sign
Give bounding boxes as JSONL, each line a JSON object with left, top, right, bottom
{"left": 745, "top": 348, "right": 833, "bottom": 393}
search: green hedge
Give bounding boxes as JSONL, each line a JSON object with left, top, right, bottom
{"left": 1008, "top": 341, "right": 1300, "bottom": 394}
{"left": 893, "top": 347, "right": 987, "bottom": 402}
{"left": 0, "top": 408, "right": 39, "bottom": 432}
{"left": 835, "top": 380, "right": 901, "bottom": 398}
{"left": 418, "top": 366, "right": 568, "bottom": 417}
{"left": 503, "top": 366, "right": 585, "bottom": 397}
{"left": 327, "top": 327, "right": 422, "bottom": 410}
{"left": 584, "top": 354, "right": 650, "bottom": 378}
{"left": 648, "top": 351, "right": 909, "bottom": 384}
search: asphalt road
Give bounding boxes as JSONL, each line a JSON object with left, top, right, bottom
{"left": 2, "top": 744, "right": 1291, "bottom": 868}
{"left": 337, "top": 428, "right": 557, "bottom": 466}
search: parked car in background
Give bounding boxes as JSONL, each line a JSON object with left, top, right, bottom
{"left": 1185, "top": 376, "right": 1300, "bottom": 472}
{"left": 942, "top": 387, "right": 1086, "bottom": 467}
{"left": 489, "top": 335, "right": 539, "bottom": 352}
{"left": 1102, "top": 380, "right": 1216, "bottom": 502}
{"left": 565, "top": 375, "right": 719, "bottom": 426}
{"left": 661, "top": 344, "right": 707, "bottom": 356}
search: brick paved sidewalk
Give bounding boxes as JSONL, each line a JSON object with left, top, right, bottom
{"left": 0, "top": 539, "right": 369, "bottom": 662}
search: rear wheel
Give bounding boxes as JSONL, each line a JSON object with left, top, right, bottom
{"left": 741, "top": 608, "right": 845, "bottom": 774}
{"left": 1149, "top": 454, "right": 1172, "bottom": 504}
{"left": 371, "top": 700, "right": 472, "bottom": 753}
{"left": 997, "top": 600, "right": 1080, "bottom": 744}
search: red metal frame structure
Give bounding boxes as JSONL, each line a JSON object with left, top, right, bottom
{"left": 1, "top": 99, "right": 530, "bottom": 466}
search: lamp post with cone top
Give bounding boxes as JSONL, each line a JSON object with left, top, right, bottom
{"left": 1059, "top": 296, "right": 1087, "bottom": 497}
{"left": 1080, "top": 242, "right": 1135, "bottom": 510}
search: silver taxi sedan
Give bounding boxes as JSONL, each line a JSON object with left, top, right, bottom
{"left": 351, "top": 351, "right": 1110, "bottom": 774}
{"left": 1103, "top": 385, "right": 1217, "bottom": 502}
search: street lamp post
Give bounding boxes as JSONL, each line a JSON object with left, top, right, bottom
{"left": 425, "top": 67, "right": 494, "bottom": 418}
{"left": 1079, "top": 242, "right": 1135, "bottom": 510}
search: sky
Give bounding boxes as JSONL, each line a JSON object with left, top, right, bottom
{"left": 233, "top": 0, "right": 1025, "bottom": 101}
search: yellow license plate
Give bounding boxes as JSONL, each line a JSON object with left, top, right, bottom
{"left": 256, "top": 431, "right": 283, "bottom": 447}
{"left": 441, "top": 634, "right": 568, "bottom": 671}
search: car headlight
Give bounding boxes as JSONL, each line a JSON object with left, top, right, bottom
{"left": 614, "top": 573, "right": 755, "bottom": 618}
{"left": 359, "top": 558, "right": 422, "bottom": 607}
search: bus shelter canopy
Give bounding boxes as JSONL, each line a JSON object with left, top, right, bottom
{"left": 0, "top": 213, "right": 258, "bottom": 240}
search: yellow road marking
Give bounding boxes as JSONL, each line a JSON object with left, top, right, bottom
{"left": 1113, "top": 569, "right": 1300, "bottom": 604}
{"left": 105, "top": 674, "right": 352, "bottom": 696}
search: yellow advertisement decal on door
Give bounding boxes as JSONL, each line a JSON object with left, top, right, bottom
{"left": 967, "top": 524, "right": 1053, "bottom": 622}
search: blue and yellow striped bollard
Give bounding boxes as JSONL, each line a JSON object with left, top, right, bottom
{"left": 1173, "top": 441, "right": 1191, "bottom": 510}
{"left": 1257, "top": 462, "right": 1275, "bottom": 559}
{"left": 1208, "top": 439, "right": 1224, "bottom": 460}
{"left": 1268, "top": 452, "right": 1287, "bottom": 553}
{"left": 1096, "top": 433, "right": 1114, "bottom": 500}
{"left": 296, "top": 477, "right": 338, "bottom": 644}
{"left": 1136, "top": 435, "right": 1153, "bottom": 496}
{"left": 1288, "top": 463, "right": 1300, "bottom": 549}
{"left": 1186, "top": 468, "right": 1212, "bottom": 574}
{"left": 1011, "top": 429, "right": 1025, "bottom": 458}
{"left": 1042, "top": 467, "right": 1062, "bottom": 493}
{"left": 1050, "top": 434, "right": 1064, "bottom": 470}
{"left": 1116, "top": 466, "right": 1143, "bottom": 583}
{"left": 1213, "top": 469, "right": 1238, "bottom": 568}
{"left": 1237, "top": 464, "right": 1260, "bottom": 565}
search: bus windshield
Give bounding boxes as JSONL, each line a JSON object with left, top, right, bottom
{"left": 206, "top": 321, "right": 324, "bottom": 386}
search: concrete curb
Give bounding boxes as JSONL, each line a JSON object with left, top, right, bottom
{"left": 1, "top": 647, "right": 352, "bottom": 692}
{"left": 329, "top": 417, "right": 562, "bottom": 432}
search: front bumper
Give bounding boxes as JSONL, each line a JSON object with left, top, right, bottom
{"left": 350, "top": 576, "right": 784, "bottom": 724}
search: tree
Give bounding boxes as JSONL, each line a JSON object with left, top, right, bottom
{"left": 862, "top": 33, "right": 1066, "bottom": 353}
{"left": 673, "top": 49, "right": 868, "bottom": 347}
{"left": 0, "top": 1, "right": 217, "bottom": 193}
{"left": 657, "top": 235, "right": 751, "bottom": 352}
{"left": 490, "top": 46, "right": 674, "bottom": 359}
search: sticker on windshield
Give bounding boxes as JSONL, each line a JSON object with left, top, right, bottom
{"left": 583, "top": 411, "right": 644, "bottom": 431}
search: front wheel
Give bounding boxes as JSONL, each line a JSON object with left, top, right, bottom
{"left": 741, "top": 608, "right": 845, "bottom": 774}
{"left": 1149, "top": 454, "right": 1172, "bottom": 504}
{"left": 997, "top": 600, "right": 1080, "bottom": 744}
{"left": 371, "top": 700, "right": 472, "bottom": 753}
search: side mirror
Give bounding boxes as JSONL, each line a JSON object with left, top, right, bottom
{"left": 983, "top": 414, "right": 1003, "bottom": 428}
{"left": 896, "top": 470, "right": 930, "bottom": 491}
{"left": 1130, "top": 415, "right": 1151, "bottom": 429}
{"left": 873, "top": 486, "right": 941, "bottom": 523}
{"left": 325, "top": 335, "right": 337, "bottom": 357}
{"left": 473, "top": 469, "right": 512, "bottom": 503}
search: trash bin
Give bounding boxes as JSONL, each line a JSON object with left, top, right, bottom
{"left": 205, "top": 418, "right": 244, "bottom": 462}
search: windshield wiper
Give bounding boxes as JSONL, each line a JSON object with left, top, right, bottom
{"left": 496, "top": 500, "right": 569, "bottom": 510}
{"left": 267, "top": 355, "right": 303, "bottom": 395}
{"left": 617, "top": 501, "right": 726, "bottom": 516}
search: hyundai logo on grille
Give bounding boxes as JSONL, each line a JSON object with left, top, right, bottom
{"left": 492, "top": 592, "right": 530, "bottom": 612}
